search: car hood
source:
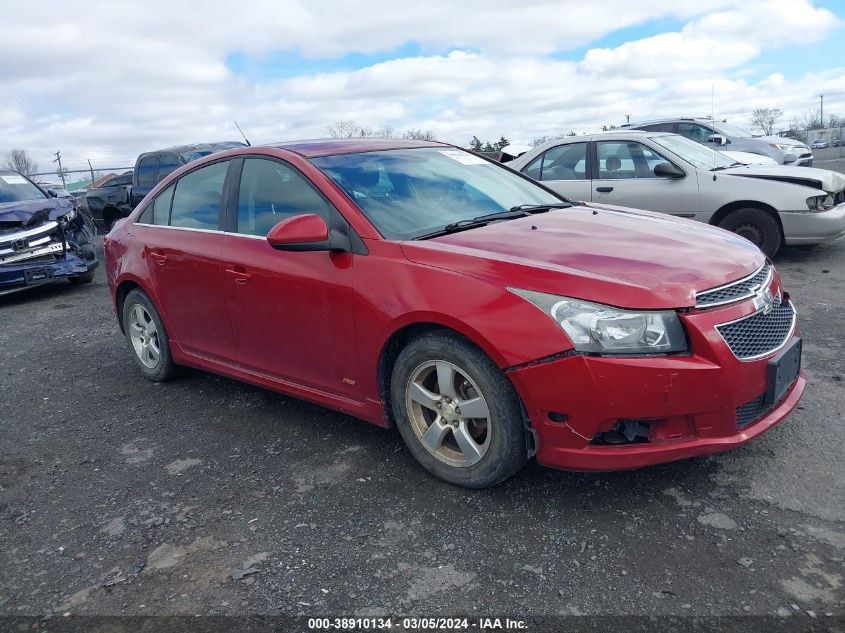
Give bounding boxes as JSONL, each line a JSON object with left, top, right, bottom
{"left": 720, "top": 164, "right": 845, "bottom": 193}
{"left": 0, "top": 197, "right": 74, "bottom": 226}
{"left": 400, "top": 204, "right": 764, "bottom": 309}
{"left": 752, "top": 135, "right": 807, "bottom": 149}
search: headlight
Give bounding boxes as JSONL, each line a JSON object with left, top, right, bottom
{"left": 769, "top": 143, "right": 798, "bottom": 154}
{"left": 58, "top": 208, "right": 77, "bottom": 226}
{"left": 510, "top": 289, "right": 688, "bottom": 355}
{"left": 806, "top": 194, "right": 835, "bottom": 212}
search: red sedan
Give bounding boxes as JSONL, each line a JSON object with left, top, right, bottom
{"left": 103, "top": 139, "right": 804, "bottom": 488}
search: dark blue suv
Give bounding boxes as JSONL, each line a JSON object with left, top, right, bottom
{"left": 0, "top": 169, "right": 97, "bottom": 296}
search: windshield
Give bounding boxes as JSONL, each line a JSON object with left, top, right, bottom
{"left": 712, "top": 121, "right": 753, "bottom": 138}
{"left": 0, "top": 172, "right": 47, "bottom": 203}
{"left": 651, "top": 135, "right": 736, "bottom": 170}
{"left": 311, "top": 147, "right": 565, "bottom": 239}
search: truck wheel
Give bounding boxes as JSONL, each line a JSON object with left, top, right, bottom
{"left": 68, "top": 271, "right": 95, "bottom": 285}
{"left": 718, "top": 208, "right": 782, "bottom": 258}
{"left": 390, "top": 331, "right": 528, "bottom": 488}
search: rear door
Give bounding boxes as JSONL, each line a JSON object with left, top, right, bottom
{"left": 590, "top": 140, "right": 700, "bottom": 216}
{"left": 143, "top": 159, "right": 235, "bottom": 362}
{"left": 520, "top": 141, "right": 592, "bottom": 202}
{"left": 221, "top": 156, "right": 361, "bottom": 398}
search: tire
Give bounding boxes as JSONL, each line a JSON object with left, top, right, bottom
{"left": 121, "top": 288, "right": 179, "bottom": 382}
{"left": 389, "top": 331, "right": 527, "bottom": 488}
{"left": 718, "top": 207, "right": 782, "bottom": 258}
{"left": 68, "top": 271, "right": 95, "bottom": 285}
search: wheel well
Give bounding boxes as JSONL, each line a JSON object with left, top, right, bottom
{"left": 377, "top": 323, "right": 449, "bottom": 427}
{"left": 115, "top": 280, "right": 141, "bottom": 333}
{"left": 709, "top": 200, "right": 783, "bottom": 236}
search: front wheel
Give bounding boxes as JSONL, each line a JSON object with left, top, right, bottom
{"left": 718, "top": 208, "right": 782, "bottom": 258}
{"left": 122, "top": 288, "right": 179, "bottom": 382}
{"left": 390, "top": 331, "right": 528, "bottom": 488}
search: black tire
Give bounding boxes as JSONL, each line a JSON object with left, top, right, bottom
{"left": 68, "top": 271, "right": 95, "bottom": 285}
{"left": 718, "top": 207, "right": 782, "bottom": 258}
{"left": 390, "top": 331, "right": 528, "bottom": 488}
{"left": 121, "top": 288, "right": 179, "bottom": 382}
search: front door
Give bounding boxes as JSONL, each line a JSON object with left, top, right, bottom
{"left": 590, "top": 140, "right": 700, "bottom": 216}
{"left": 221, "top": 157, "right": 361, "bottom": 398}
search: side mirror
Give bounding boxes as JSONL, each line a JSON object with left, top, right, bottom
{"left": 266, "top": 214, "right": 331, "bottom": 251}
{"left": 707, "top": 134, "right": 727, "bottom": 146}
{"left": 46, "top": 188, "right": 59, "bottom": 198}
{"left": 653, "top": 162, "right": 685, "bottom": 179}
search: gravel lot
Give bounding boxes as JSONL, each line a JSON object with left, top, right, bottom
{"left": 1, "top": 236, "right": 843, "bottom": 630}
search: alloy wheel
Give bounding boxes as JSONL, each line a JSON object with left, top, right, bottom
{"left": 405, "top": 360, "right": 492, "bottom": 467}
{"left": 127, "top": 303, "right": 161, "bottom": 369}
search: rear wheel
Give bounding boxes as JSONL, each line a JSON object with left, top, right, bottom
{"left": 122, "top": 288, "right": 179, "bottom": 381}
{"left": 718, "top": 207, "right": 782, "bottom": 258}
{"left": 390, "top": 331, "right": 527, "bottom": 488}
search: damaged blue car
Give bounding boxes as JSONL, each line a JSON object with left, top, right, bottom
{"left": 0, "top": 169, "right": 98, "bottom": 296}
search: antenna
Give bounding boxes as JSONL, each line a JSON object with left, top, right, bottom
{"left": 234, "top": 121, "right": 251, "bottom": 146}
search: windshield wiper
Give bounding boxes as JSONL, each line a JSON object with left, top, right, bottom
{"left": 509, "top": 202, "right": 573, "bottom": 212}
{"left": 710, "top": 162, "right": 743, "bottom": 171}
{"left": 415, "top": 210, "right": 531, "bottom": 240}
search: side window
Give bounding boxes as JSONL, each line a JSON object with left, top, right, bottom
{"left": 136, "top": 156, "right": 157, "bottom": 190}
{"left": 597, "top": 142, "right": 671, "bottom": 179}
{"left": 678, "top": 123, "right": 714, "bottom": 144}
{"left": 169, "top": 161, "right": 229, "bottom": 230}
{"left": 156, "top": 153, "right": 181, "bottom": 183}
{"left": 137, "top": 204, "right": 153, "bottom": 224}
{"left": 539, "top": 143, "right": 587, "bottom": 181}
{"left": 152, "top": 184, "right": 174, "bottom": 225}
{"left": 236, "top": 158, "right": 331, "bottom": 237}
{"left": 639, "top": 123, "right": 676, "bottom": 133}
{"left": 522, "top": 155, "right": 543, "bottom": 180}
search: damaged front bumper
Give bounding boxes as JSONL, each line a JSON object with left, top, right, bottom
{"left": 0, "top": 218, "right": 98, "bottom": 296}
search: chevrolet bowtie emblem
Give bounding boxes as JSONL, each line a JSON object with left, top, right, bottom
{"left": 753, "top": 285, "right": 779, "bottom": 314}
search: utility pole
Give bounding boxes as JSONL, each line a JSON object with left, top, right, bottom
{"left": 819, "top": 93, "right": 824, "bottom": 128}
{"left": 52, "top": 151, "right": 66, "bottom": 188}
{"left": 625, "top": 114, "right": 631, "bottom": 124}
{"left": 88, "top": 159, "right": 95, "bottom": 187}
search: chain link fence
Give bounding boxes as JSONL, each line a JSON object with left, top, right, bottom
{"left": 29, "top": 167, "right": 133, "bottom": 192}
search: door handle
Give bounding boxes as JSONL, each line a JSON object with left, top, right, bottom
{"left": 149, "top": 252, "right": 167, "bottom": 266}
{"left": 596, "top": 186, "right": 614, "bottom": 193}
{"left": 225, "top": 268, "right": 253, "bottom": 285}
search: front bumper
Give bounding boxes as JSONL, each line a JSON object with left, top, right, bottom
{"left": 781, "top": 203, "right": 845, "bottom": 245}
{"left": 0, "top": 224, "right": 98, "bottom": 296}
{"left": 507, "top": 275, "right": 804, "bottom": 471}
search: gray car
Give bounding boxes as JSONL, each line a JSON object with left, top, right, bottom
{"left": 625, "top": 117, "right": 813, "bottom": 167}
{"left": 508, "top": 131, "right": 845, "bottom": 257}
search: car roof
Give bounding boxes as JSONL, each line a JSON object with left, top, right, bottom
{"left": 265, "top": 138, "right": 445, "bottom": 158}
{"left": 149, "top": 141, "right": 247, "bottom": 155}
{"left": 623, "top": 117, "right": 715, "bottom": 127}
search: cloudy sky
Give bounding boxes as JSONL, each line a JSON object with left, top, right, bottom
{"left": 2, "top": 0, "right": 843, "bottom": 172}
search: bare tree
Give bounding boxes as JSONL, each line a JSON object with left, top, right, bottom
{"left": 749, "top": 107, "right": 783, "bottom": 136}
{"left": 4, "top": 149, "right": 39, "bottom": 176}
{"left": 402, "top": 129, "right": 437, "bottom": 141}
{"left": 325, "top": 120, "right": 365, "bottom": 138}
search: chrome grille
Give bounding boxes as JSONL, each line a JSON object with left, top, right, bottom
{"left": 717, "top": 301, "right": 795, "bottom": 360}
{"left": 695, "top": 262, "right": 772, "bottom": 308}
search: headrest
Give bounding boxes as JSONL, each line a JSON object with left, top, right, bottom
{"left": 606, "top": 155, "right": 622, "bottom": 171}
